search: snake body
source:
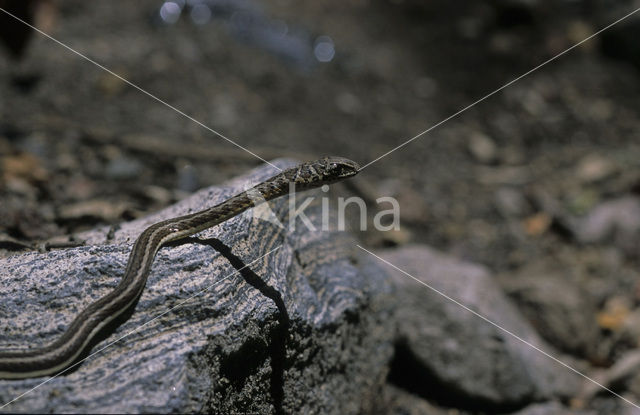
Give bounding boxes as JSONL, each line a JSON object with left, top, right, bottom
{"left": 0, "top": 157, "right": 360, "bottom": 379}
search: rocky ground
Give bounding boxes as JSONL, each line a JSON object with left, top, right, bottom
{"left": 1, "top": 0, "right": 640, "bottom": 413}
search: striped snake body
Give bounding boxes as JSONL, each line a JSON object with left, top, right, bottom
{"left": 0, "top": 157, "right": 360, "bottom": 379}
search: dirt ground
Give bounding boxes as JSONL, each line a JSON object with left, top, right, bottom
{"left": 2, "top": 0, "right": 640, "bottom": 413}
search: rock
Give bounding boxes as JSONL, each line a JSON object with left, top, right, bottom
{"left": 467, "top": 132, "right": 497, "bottom": 164}
{"left": 498, "top": 261, "right": 600, "bottom": 358}
{"left": 379, "top": 383, "right": 453, "bottom": 415}
{"left": 0, "top": 159, "right": 395, "bottom": 413}
{"left": 509, "top": 401, "right": 596, "bottom": 415}
{"left": 573, "top": 196, "right": 640, "bottom": 258}
{"left": 575, "top": 154, "right": 616, "bottom": 184}
{"left": 380, "top": 245, "right": 580, "bottom": 411}
{"left": 177, "top": 163, "right": 199, "bottom": 192}
{"left": 522, "top": 212, "right": 552, "bottom": 236}
{"left": 578, "top": 350, "right": 640, "bottom": 403}
{"left": 620, "top": 308, "right": 640, "bottom": 349}
{"left": 58, "top": 199, "right": 129, "bottom": 223}
{"left": 597, "top": 295, "right": 633, "bottom": 332}
{"left": 104, "top": 155, "right": 143, "bottom": 180}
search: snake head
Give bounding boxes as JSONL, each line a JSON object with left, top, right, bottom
{"left": 285, "top": 156, "right": 360, "bottom": 190}
{"left": 315, "top": 156, "right": 360, "bottom": 182}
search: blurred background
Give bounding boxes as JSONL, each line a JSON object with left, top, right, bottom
{"left": 1, "top": 0, "right": 640, "bottom": 412}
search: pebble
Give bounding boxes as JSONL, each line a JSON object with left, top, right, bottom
{"left": 573, "top": 196, "right": 640, "bottom": 258}
{"left": 104, "top": 156, "right": 143, "bottom": 180}
{"left": 467, "top": 131, "right": 497, "bottom": 164}
{"left": 58, "top": 200, "right": 128, "bottom": 222}
{"left": 177, "top": 163, "right": 199, "bottom": 192}
{"left": 575, "top": 154, "right": 616, "bottom": 183}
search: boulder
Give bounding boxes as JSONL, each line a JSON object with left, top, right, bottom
{"left": 380, "top": 245, "right": 580, "bottom": 412}
{"left": 0, "top": 159, "right": 395, "bottom": 413}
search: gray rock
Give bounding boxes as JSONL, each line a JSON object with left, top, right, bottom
{"left": 380, "top": 245, "right": 580, "bottom": 410}
{"left": 510, "top": 401, "right": 596, "bottom": 415}
{"left": 104, "top": 155, "right": 143, "bottom": 180}
{"left": 498, "top": 261, "right": 600, "bottom": 358}
{"left": 0, "top": 159, "right": 395, "bottom": 413}
{"left": 573, "top": 196, "right": 640, "bottom": 258}
{"left": 467, "top": 132, "right": 497, "bottom": 164}
{"left": 379, "top": 383, "right": 456, "bottom": 415}
{"left": 579, "top": 350, "right": 640, "bottom": 403}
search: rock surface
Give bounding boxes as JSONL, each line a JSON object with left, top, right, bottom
{"left": 510, "top": 401, "right": 596, "bottom": 415}
{"left": 498, "top": 261, "right": 600, "bottom": 358}
{"left": 571, "top": 196, "right": 640, "bottom": 258}
{"left": 0, "top": 159, "right": 395, "bottom": 413}
{"left": 380, "top": 245, "right": 581, "bottom": 412}
{"left": 380, "top": 383, "right": 452, "bottom": 415}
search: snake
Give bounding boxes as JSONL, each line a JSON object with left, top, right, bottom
{"left": 0, "top": 156, "right": 360, "bottom": 380}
